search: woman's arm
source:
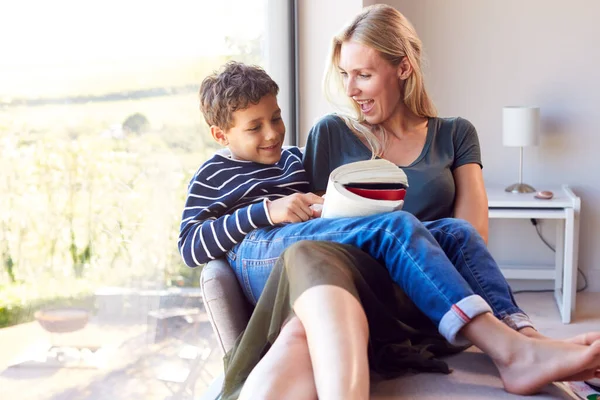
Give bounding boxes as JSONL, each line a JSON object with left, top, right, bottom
{"left": 453, "top": 163, "right": 489, "bottom": 244}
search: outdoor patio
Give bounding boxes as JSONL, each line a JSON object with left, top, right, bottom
{"left": 0, "top": 290, "right": 223, "bottom": 400}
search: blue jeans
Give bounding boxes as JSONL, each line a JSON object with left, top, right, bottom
{"left": 227, "top": 211, "right": 493, "bottom": 344}
{"left": 423, "top": 218, "right": 531, "bottom": 331}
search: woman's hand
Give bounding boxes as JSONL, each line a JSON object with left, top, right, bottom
{"left": 453, "top": 163, "right": 489, "bottom": 244}
{"left": 267, "top": 193, "right": 324, "bottom": 224}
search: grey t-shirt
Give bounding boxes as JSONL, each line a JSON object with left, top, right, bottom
{"left": 303, "top": 114, "right": 482, "bottom": 222}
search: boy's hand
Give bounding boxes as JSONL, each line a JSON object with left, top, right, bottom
{"left": 267, "top": 193, "right": 324, "bottom": 224}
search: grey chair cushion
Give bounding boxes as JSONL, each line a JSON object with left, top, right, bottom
{"left": 200, "top": 258, "right": 252, "bottom": 354}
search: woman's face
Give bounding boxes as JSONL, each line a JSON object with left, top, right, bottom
{"left": 338, "top": 40, "right": 403, "bottom": 125}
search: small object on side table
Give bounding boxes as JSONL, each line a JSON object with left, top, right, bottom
{"left": 534, "top": 190, "right": 554, "bottom": 200}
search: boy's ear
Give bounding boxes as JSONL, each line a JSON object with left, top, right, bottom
{"left": 210, "top": 125, "right": 229, "bottom": 146}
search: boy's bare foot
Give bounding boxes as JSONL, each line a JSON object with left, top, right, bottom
{"left": 494, "top": 338, "right": 600, "bottom": 395}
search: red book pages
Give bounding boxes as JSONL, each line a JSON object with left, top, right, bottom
{"left": 345, "top": 187, "right": 406, "bottom": 201}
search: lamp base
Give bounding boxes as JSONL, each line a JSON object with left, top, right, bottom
{"left": 505, "top": 183, "right": 536, "bottom": 193}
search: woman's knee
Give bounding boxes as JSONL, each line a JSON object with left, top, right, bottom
{"left": 286, "top": 240, "right": 320, "bottom": 258}
{"left": 279, "top": 316, "right": 307, "bottom": 344}
{"left": 283, "top": 240, "right": 352, "bottom": 274}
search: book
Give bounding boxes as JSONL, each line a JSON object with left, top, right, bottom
{"left": 321, "top": 159, "right": 408, "bottom": 219}
{"left": 554, "top": 381, "right": 600, "bottom": 400}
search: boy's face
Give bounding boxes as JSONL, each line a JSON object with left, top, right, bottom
{"left": 216, "top": 94, "right": 286, "bottom": 164}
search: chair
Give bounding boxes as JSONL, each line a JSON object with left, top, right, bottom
{"left": 200, "top": 259, "right": 252, "bottom": 355}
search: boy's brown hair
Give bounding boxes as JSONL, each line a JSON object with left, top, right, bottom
{"left": 199, "top": 61, "right": 279, "bottom": 130}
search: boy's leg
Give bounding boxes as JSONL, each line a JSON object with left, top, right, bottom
{"left": 424, "top": 218, "right": 600, "bottom": 345}
{"left": 230, "top": 211, "right": 491, "bottom": 344}
{"left": 423, "top": 218, "right": 534, "bottom": 330}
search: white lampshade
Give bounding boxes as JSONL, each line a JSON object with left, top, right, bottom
{"left": 502, "top": 106, "right": 540, "bottom": 147}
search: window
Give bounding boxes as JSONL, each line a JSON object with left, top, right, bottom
{"left": 0, "top": 1, "right": 294, "bottom": 397}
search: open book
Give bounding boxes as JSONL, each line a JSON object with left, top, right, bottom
{"left": 321, "top": 159, "right": 408, "bottom": 219}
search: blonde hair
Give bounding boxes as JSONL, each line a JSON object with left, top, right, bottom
{"left": 323, "top": 4, "right": 437, "bottom": 156}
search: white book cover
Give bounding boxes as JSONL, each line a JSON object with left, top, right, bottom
{"left": 321, "top": 159, "right": 408, "bottom": 219}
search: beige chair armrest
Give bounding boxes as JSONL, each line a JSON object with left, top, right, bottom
{"left": 200, "top": 258, "right": 252, "bottom": 354}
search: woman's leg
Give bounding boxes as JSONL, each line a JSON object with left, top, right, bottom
{"left": 293, "top": 285, "right": 369, "bottom": 400}
{"left": 287, "top": 242, "right": 370, "bottom": 400}
{"left": 233, "top": 217, "right": 600, "bottom": 396}
{"left": 460, "top": 312, "right": 600, "bottom": 395}
{"left": 239, "top": 241, "right": 370, "bottom": 400}
{"left": 239, "top": 317, "right": 317, "bottom": 400}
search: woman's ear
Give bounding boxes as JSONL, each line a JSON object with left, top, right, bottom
{"left": 397, "top": 56, "right": 413, "bottom": 81}
{"left": 210, "top": 126, "right": 229, "bottom": 146}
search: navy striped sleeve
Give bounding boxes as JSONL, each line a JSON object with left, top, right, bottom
{"left": 178, "top": 172, "right": 274, "bottom": 267}
{"left": 177, "top": 149, "right": 310, "bottom": 268}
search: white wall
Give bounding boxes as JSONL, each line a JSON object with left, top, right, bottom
{"left": 368, "top": 0, "right": 600, "bottom": 290}
{"left": 297, "top": 0, "right": 363, "bottom": 143}
{"left": 265, "top": 0, "right": 294, "bottom": 144}
{"left": 298, "top": 0, "right": 600, "bottom": 291}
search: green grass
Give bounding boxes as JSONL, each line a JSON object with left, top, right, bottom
{"left": 0, "top": 278, "right": 96, "bottom": 328}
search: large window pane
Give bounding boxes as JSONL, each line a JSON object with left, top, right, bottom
{"left": 0, "top": 1, "right": 292, "bottom": 398}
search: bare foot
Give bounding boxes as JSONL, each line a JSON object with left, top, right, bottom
{"left": 494, "top": 339, "right": 600, "bottom": 395}
{"left": 563, "top": 332, "right": 600, "bottom": 345}
{"left": 518, "top": 328, "right": 600, "bottom": 380}
{"left": 520, "top": 327, "right": 600, "bottom": 345}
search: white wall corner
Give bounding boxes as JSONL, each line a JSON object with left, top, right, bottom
{"left": 297, "top": 0, "right": 364, "bottom": 144}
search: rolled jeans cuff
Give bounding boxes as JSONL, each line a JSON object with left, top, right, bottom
{"left": 502, "top": 312, "right": 536, "bottom": 331}
{"left": 439, "top": 295, "right": 493, "bottom": 346}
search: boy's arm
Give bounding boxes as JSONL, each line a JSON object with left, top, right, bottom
{"left": 178, "top": 198, "right": 273, "bottom": 267}
{"left": 179, "top": 192, "right": 323, "bottom": 267}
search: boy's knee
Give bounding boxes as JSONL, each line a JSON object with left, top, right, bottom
{"left": 444, "top": 218, "right": 478, "bottom": 235}
{"left": 385, "top": 210, "right": 421, "bottom": 228}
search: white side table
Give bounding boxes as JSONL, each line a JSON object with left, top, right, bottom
{"left": 486, "top": 185, "right": 581, "bottom": 323}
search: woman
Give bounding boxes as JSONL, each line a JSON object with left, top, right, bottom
{"left": 302, "top": 3, "right": 559, "bottom": 341}
{"left": 222, "top": 5, "right": 600, "bottom": 399}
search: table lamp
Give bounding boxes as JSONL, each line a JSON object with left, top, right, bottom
{"left": 502, "top": 106, "right": 540, "bottom": 193}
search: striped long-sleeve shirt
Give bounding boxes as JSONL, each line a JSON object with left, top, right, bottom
{"left": 178, "top": 147, "right": 310, "bottom": 267}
